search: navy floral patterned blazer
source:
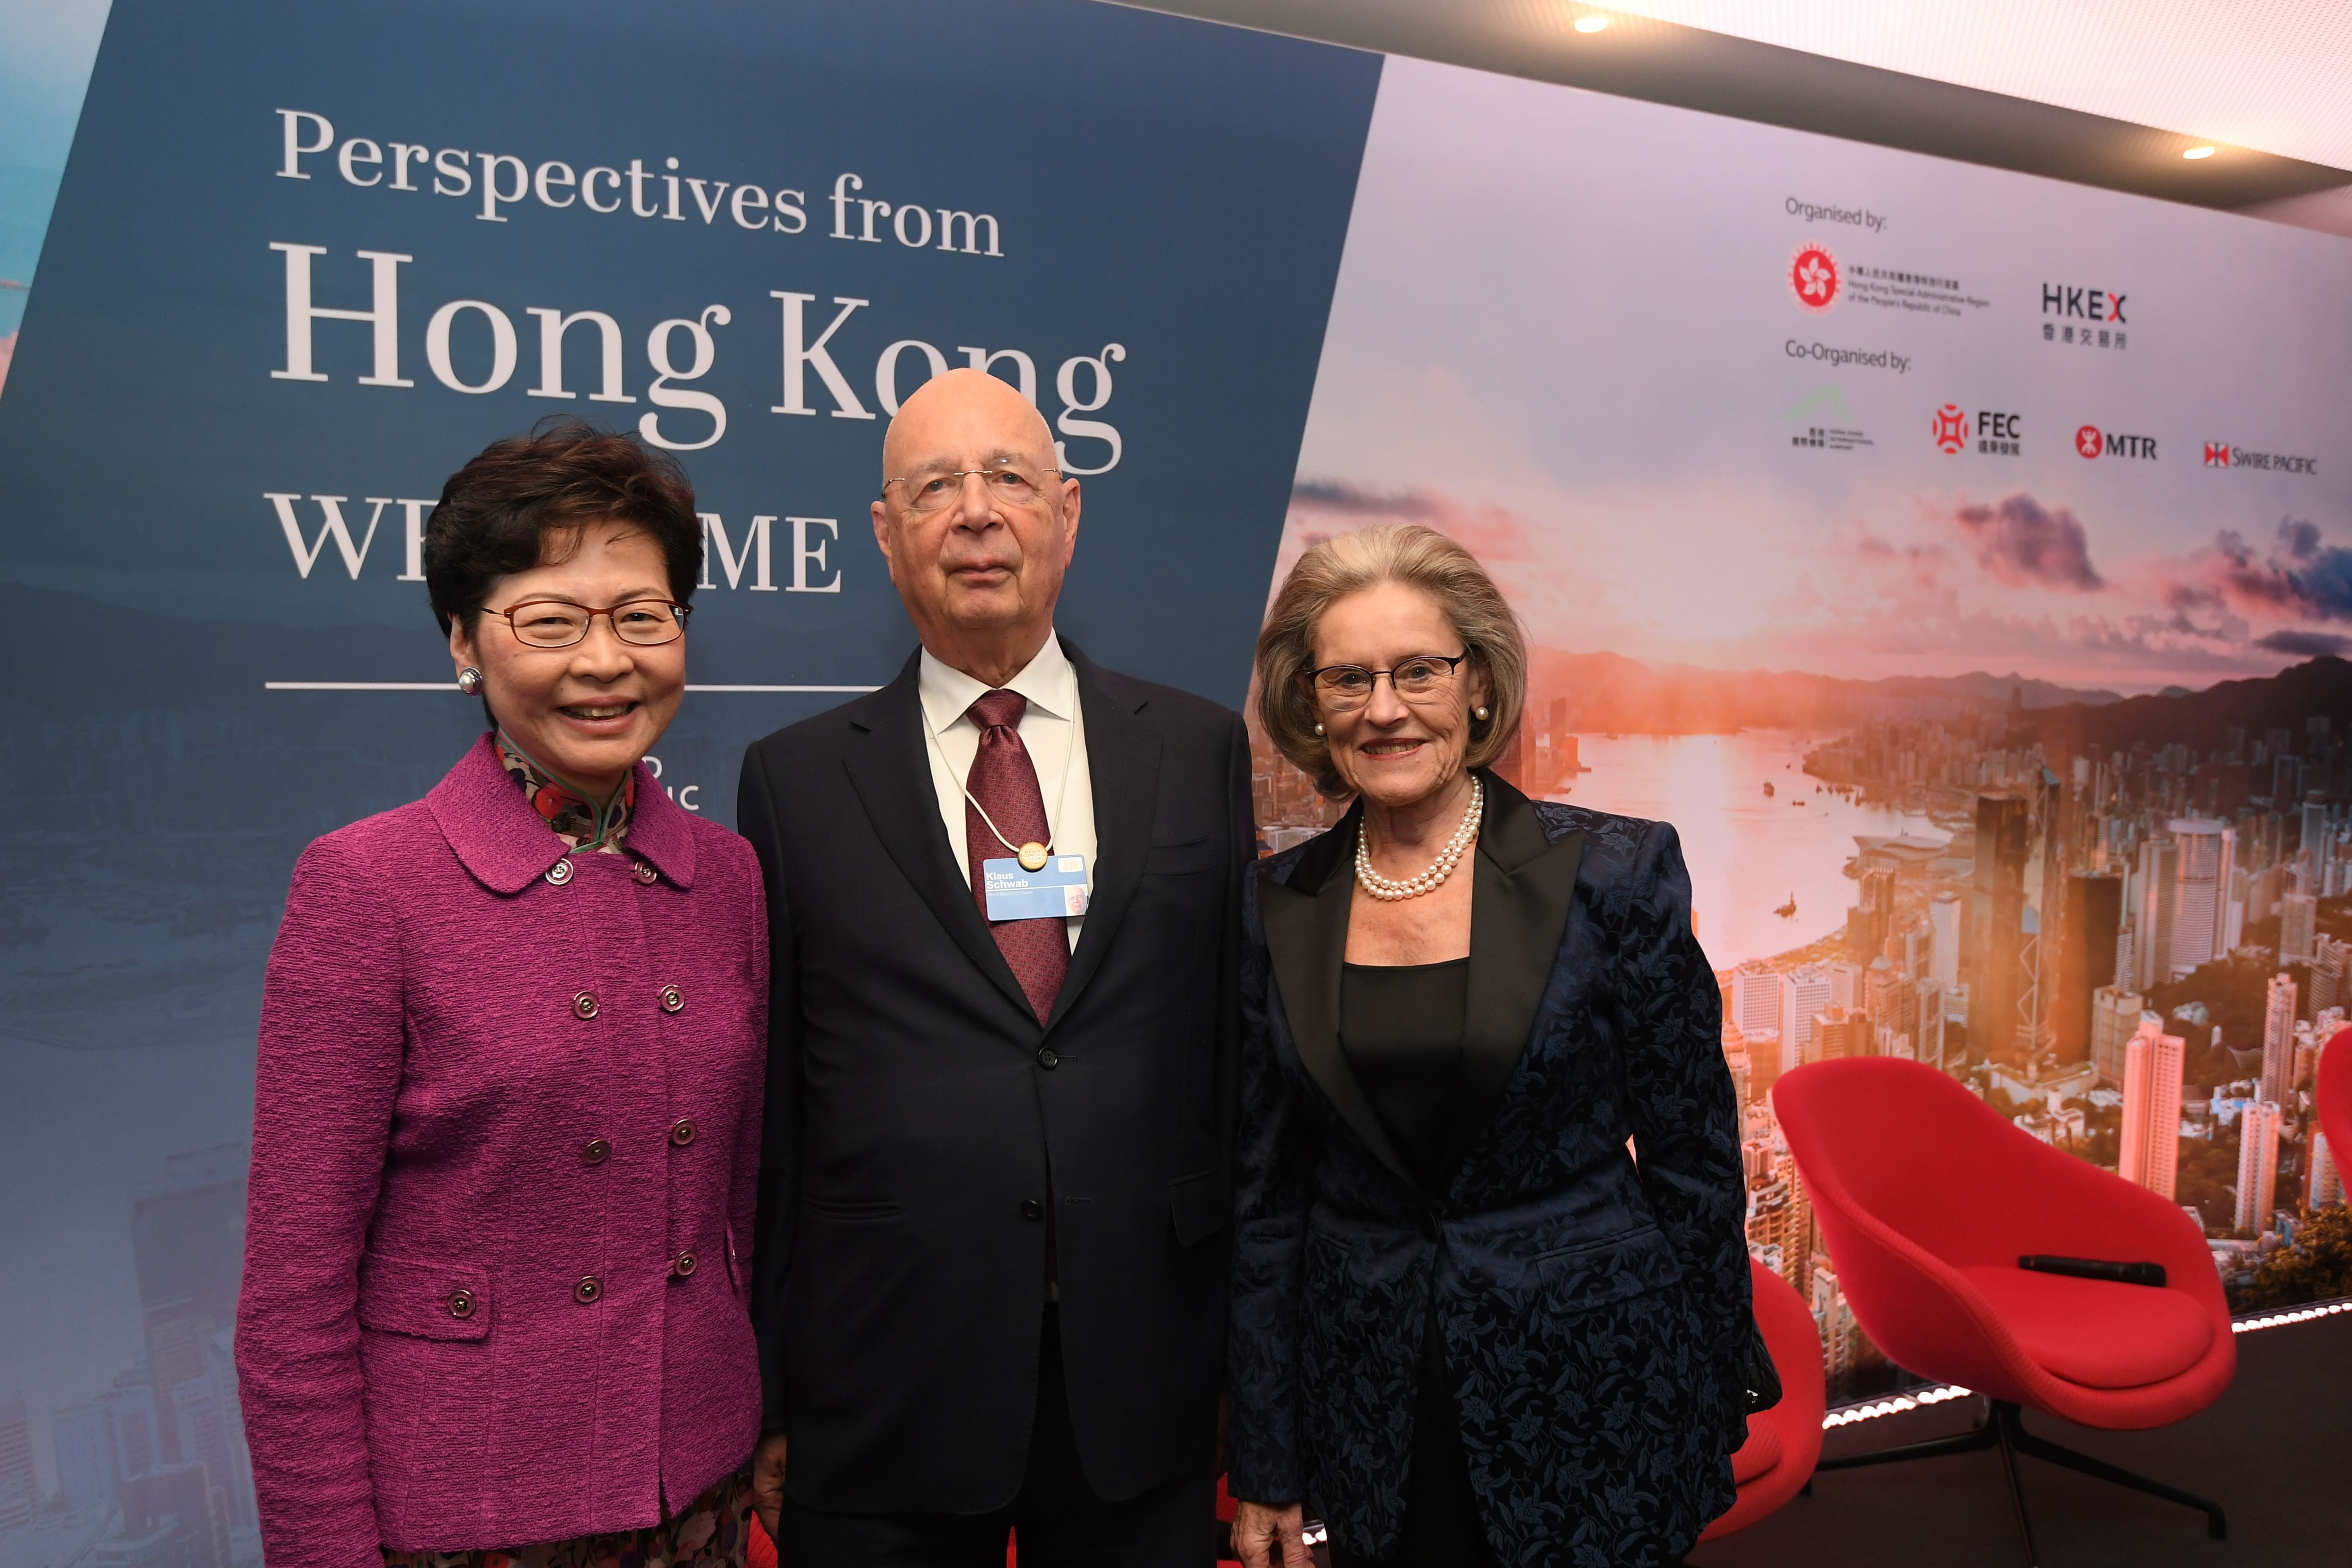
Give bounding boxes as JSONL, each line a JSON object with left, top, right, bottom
{"left": 1228, "top": 772, "right": 1750, "bottom": 1568}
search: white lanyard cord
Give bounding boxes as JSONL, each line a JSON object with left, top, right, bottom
{"left": 923, "top": 696, "right": 1079, "bottom": 860}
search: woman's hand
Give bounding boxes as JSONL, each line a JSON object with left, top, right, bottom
{"left": 1232, "top": 1499, "right": 1310, "bottom": 1568}
{"left": 749, "top": 1433, "right": 789, "bottom": 1544}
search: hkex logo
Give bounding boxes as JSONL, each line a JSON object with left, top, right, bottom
{"left": 2043, "top": 284, "right": 2126, "bottom": 323}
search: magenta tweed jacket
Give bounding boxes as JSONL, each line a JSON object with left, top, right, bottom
{"left": 236, "top": 735, "right": 768, "bottom": 1567}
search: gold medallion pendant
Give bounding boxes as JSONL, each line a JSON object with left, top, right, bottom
{"left": 1017, "top": 842, "right": 1050, "bottom": 872}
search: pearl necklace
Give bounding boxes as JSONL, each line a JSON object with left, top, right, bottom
{"left": 1355, "top": 775, "right": 1484, "bottom": 901}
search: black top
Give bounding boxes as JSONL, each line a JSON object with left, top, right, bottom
{"left": 1339, "top": 957, "right": 1471, "bottom": 1192}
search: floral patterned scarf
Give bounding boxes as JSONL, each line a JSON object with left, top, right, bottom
{"left": 497, "top": 730, "right": 634, "bottom": 853}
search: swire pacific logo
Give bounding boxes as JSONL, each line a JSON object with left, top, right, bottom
{"left": 2203, "top": 441, "right": 2317, "bottom": 474}
{"left": 1932, "top": 404, "right": 1969, "bottom": 453}
{"left": 1790, "top": 244, "right": 1840, "bottom": 314}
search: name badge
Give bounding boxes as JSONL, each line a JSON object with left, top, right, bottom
{"left": 983, "top": 854, "right": 1089, "bottom": 921}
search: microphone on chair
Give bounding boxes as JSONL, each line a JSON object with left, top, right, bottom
{"left": 2018, "top": 1254, "right": 2167, "bottom": 1288}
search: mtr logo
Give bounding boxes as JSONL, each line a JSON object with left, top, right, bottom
{"left": 2076, "top": 425, "right": 2156, "bottom": 460}
{"left": 2043, "top": 284, "right": 2126, "bottom": 323}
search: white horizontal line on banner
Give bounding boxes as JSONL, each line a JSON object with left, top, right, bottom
{"left": 264, "top": 682, "right": 881, "bottom": 694}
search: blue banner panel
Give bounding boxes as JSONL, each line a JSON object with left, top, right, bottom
{"left": 0, "top": 0, "right": 1377, "bottom": 1532}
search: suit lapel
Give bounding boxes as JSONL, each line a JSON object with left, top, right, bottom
{"left": 1437, "top": 772, "right": 1584, "bottom": 1184}
{"left": 1047, "top": 647, "right": 1159, "bottom": 1032}
{"left": 1259, "top": 803, "right": 1418, "bottom": 1187}
{"left": 839, "top": 652, "right": 1035, "bottom": 1024}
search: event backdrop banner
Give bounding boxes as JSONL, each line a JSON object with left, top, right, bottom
{"left": 1258, "top": 55, "right": 2352, "bottom": 1405}
{"left": 7, "top": 0, "right": 2352, "bottom": 1546}
{"left": 0, "top": 0, "right": 1380, "bottom": 1533}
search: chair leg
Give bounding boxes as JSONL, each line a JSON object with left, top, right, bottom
{"left": 2001, "top": 1404, "right": 2228, "bottom": 1541}
{"left": 1812, "top": 1404, "right": 2000, "bottom": 1472}
{"left": 1810, "top": 1397, "right": 2224, "bottom": 1565}
{"left": 1990, "top": 1402, "right": 2042, "bottom": 1568}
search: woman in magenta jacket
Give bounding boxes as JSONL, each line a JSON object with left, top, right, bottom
{"left": 236, "top": 422, "right": 768, "bottom": 1568}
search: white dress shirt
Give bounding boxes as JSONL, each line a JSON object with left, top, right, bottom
{"left": 917, "top": 633, "right": 1096, "bottom": 951}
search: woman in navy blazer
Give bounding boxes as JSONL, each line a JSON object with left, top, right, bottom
{"left": 1227, "top": 526, "right": 1749, "bottom": 1568}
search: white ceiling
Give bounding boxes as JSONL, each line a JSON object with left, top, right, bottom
{"left": 1588, "top": 0, "right": 2352, "bottom": 172}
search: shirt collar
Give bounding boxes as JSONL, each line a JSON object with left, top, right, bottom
{"left": 427, "top": 733, "right": 698, "bottom": 894}
{"left": 496, "top": 730, "right": 634, "bottom": 853}
{"left": 918, "top": 632, "right": 1076, "bottom": 732}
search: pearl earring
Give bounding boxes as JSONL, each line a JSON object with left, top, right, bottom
{"left": 457, "top": 667, "right": 485, "bottom": 695}
{"left": 1314, "top": 722, "right": 1325, "bottom": 736}
{"left": 1474, "top": 705, "right": 1490, "bottom": 721}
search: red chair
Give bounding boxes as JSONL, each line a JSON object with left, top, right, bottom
{"left": 2320, "top": 1026, "right": 2352, "bottom": 1203}
{"left": 1772, "top": 1058, "right": 2234, "bottom": 1562}
{"left": 1696, "top": 1256, "right": 1827, "bottom": 1542}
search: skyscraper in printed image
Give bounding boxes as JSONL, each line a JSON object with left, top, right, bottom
{"left": 2236, "top": 1102, "right": 2283, "bottom": 1235}
{"left": 2091, "top": 985, "right": 2146, "bottom": 1087}
{"left": 1969, "top": 793, "right": 2031, "bottom": 1056}
{"left": 2263, "top": 973, "right": 2299, "bottom": 1108}
{"left": 2312, "top": 1132, "right": 2343, "bottom": 1210}
{"left": 2119, "top": 1020, "right": 2185, "bottom": 1202}
{"left": 2167, "top": 819, "right": 2230, "bottom": 981}
{"left": 50, "top": 1397, "right": 119, "bottom": 1514}
{"left": 0, "top": 1390, "right": 31, "bottom": 1529}
{"left": 1929, "top": 890, "right": 1960, "bottom": 990}
{"left": 2137, "top": 837, "right": 2178, "bottom": 991}
{"left": 2056, "top": 871, "right": 2122, "bottom": 1062}
{"left": 1730, "top": 959, "right": 1780, "bottom": 1044}
{"left": 2281, "top": 890, "right": 2319, "bottom": 966}
{"left": 1777, "top": 964, "right": 1832, "bottom": 1076}
{"left": 131, "top": 1146, "right": 245, "bottom": 1462}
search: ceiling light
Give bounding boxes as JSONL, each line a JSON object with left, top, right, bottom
{"left": 2182, "top": 145, "right": 2216, "bottom": 160}
{"left": 1574, "top": 15, "right": 1609, "bottom": 33}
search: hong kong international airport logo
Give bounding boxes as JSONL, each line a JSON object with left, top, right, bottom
{"left": 2205, "top": 441, "right": 2318, "bottom": 474}
{"left": 1790, "top": 243, "right": 1841, "bottom": 313}
{"left": 2077, "top": 424, "right": 2156, "bottom": 460}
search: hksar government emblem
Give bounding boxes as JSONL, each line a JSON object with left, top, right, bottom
{"left": 1790, "top": 243, "right": 1840, "bottom": 313}
{"left": 1932, "top": 404, "right": 1969, "bottom": 453}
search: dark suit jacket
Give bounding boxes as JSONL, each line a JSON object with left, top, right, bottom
{"left": 1227, "top": 774, "right": 1749, "bottom": 1566}
{"left": 736, "top": 641, "right": 1252, "bottom": 1513}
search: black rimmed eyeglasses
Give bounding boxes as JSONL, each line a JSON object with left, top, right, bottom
{"left": 1303, "top": 652, "right": 1470, "bottom": 712}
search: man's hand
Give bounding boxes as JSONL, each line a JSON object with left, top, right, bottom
{"left": 1231, "top": 1499, "right": 1309, "bottom": 1568}
{"left": 750, "top": 1434, "right": 789, "bottom": 1545}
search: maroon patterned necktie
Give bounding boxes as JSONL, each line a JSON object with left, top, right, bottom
{"left": 964, "top": 689, "right": 1070, "bottom": 1024}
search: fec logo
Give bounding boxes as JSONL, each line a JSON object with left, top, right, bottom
{"left": 1932, "top": 405, "right": 1969, "bottom": 453}
{"left": 1790, "top": 244, "right": 1840, "bottom": 314}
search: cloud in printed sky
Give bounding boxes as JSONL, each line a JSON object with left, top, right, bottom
{"left": 1946, "top": 493, "right": 2104, "bottom": 592}
{"left": 2161, "top": 518, "right": 2352, "bottom": 624}
{"left": 2254, "top": 629, "right": 2351, "bottom": 657}
{"left": 1289, "top": 479, "right": 1536, "bottom": 563}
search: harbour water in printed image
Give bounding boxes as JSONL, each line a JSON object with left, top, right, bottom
{"left": 1544, "top": 731, "right": 1946, "bottom": 970}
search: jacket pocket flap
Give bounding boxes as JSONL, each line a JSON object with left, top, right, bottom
{"left": 356, "top": 1250, "right": 492, "bottom": 1341}
{"left": 1533, "top": 1223, "right": 1683, "bottom": 1314}
{"left": 1144, "top": 836, "right": 1219, "bottom": 876}
{"left": 1169, "top": 1168, "right": 1232, "bottom": 1247}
